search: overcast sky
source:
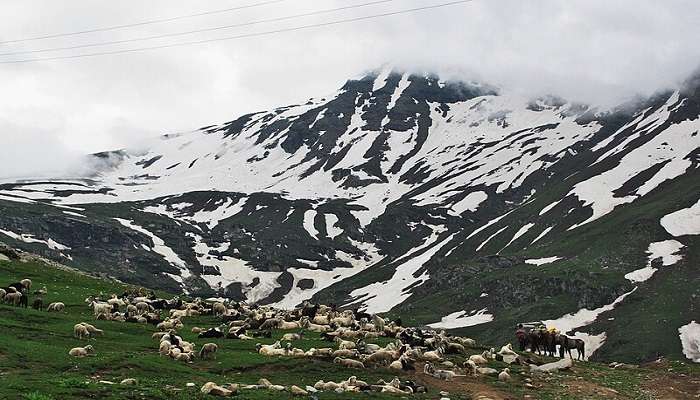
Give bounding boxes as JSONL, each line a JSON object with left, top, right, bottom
{"left": 1, "top": 0, "right": 699, "bottom": 179}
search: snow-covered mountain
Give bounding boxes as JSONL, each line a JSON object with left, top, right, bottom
{"left": 1, "top": 67, "right": 698, "bottom": 362}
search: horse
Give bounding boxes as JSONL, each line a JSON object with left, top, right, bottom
{"left": 558, "top": 335, "right": 585, "bottom": 360}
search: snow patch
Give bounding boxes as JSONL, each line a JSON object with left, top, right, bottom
{"left": 113, "top": 218, "right": 190, "bottom": 279}
{"left": 427, "top": 308, "right": 494, "bottom": 329}
{"left": 0, "top": 229, "right": 70, "bottom": 251}
{"left": 303, "top": 209, "right": 319, "bottom": 240}
{"left": 348, "top": 225, "right": 453, "bottom": 314}
{"left": 525, "top": 256, "right": 562, "bottom": 266}
{"left": 678, "top": 321, "right": 700, "bottom": 363}
{"left": 625, "top": 239, "right": 684, "bottom": 283}
{"left": 661, "top": 199, "right": 700, "bottom": 237}
{"left": 324, "top": 214, "right": 343, "bottom": 239}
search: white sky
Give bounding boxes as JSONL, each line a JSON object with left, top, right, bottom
{"left": 1, "top": 0, "right": 699, "bottom": 179}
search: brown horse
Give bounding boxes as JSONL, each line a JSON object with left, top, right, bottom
{"left": 558, "top": 335, "right": 585, "bottom": 360}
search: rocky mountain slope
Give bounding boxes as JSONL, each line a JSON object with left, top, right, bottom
{"left": 0, "top": 67, "right": 698, "bottom": 363}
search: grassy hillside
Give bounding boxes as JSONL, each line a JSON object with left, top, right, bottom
{"left": 0, "top": 257, "right": 698, "bottom": 400}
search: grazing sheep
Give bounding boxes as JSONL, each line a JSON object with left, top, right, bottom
{"left": 446, "top": 342, "right": 467, "bottom": 354}
{"left": 212, "top": 302, "right": 227, "bottom": 316}
{"left": 305, "top": 347, "right": 334, "bottom": 358}
{"left": 20, "top": 279, "right": 32, "bottom": 290}
{"left": 191, "top": 327, "right": 203, "bottom": 334}
{"left": 74, "top": 324, "right": 90, "bottom": 340}
{"left": 126, "top": 304, "right": 138, "bottom": 315}
{"left": 200, "top": 382, "right": 233, "bottom": 397}
{"left": 363, "top": 350, "right": 398, "bottom": 366}
{"left": 281, "top": 331, "right": 304, "bottom": 341}
{"left": 424, "top": 363, "right": 464, "bottom": 380}
{"left": 175, "top": 352, "right": 193, "bottom": 363}
{"left": 120, "top": 378, "right": 137, "bottom": 385}
{"left": 0, "top": 288, "right": 6, "bottom": 300}
{"left": 90, "top": 301, "right": 112, "bottom": 318}
{"left": 256, "top": 341, "right": 288, "bottom": 356}
{"left": 289, "top": 385, "right": 308, "bottom": 396}
{"left": 199, "top": 343, "right": 218, "bottom": 360}
{"left": 300, "top": 317, "right": 330, "bottom": 332}
{"left": 83, "top": 323, "right": 104, "bottom": 337}
{"left": 498, "top": 343, "right": 518, "bottom": 357}
{"left": 421, "top": 347, "right": 444, "bottom": 362}
{"left": 4, "top": 292, "right": 22, "bottom": 306}
{"left": 371, "top": 314, "right": 385, "bottom": 331}
{"left": 134, "top": 301, "right": 152, "bottom": 315}
{"left": 333, "top": 357, "right": 365, "bottom": 369}
{"left": 32, "top": 297, "right": 44, "bottom": 311}
{"left": 332, "top": 349, "right": 357, "bottom": 358}
{"left": 498, "top": 368, "right": 511, "bottom": 381}
{"left": 69, "top": 345, "right": 95, "bottom": 357}
{"left": 47, "top": 302, "right": 65, "bottom": 312}
{"left": 159, "top": 341, "right": 171, "bottom": 356}
{"left": 464, "top": 359, "right": 498, "bottom": 376}
{"left": 334, "top": 337, "right": 356, "bottom": 350}
{"left": 469, "top": 353, "right": 489, "bottom": 365}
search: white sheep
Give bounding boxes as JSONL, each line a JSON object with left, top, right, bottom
{"left": 465, "top": 359, "right": 498, "bottom": 376}
{"left": 69, "top": 345, "right": 95, "bottom": 357}
{"left": 0, "top": 288, "right": 6, "bottom": 300}
{"left": 83, "top": 323, "right": 104, "bottom": 337}
{"left": 289, "top": 385, "right": 308, "bottom": 396}
{"left": 134, "top": 301, "right": 152, "bottom": 315}
{"left": 200, "top": 382, "right": 233, "bottom": 396}
{"left": 4, "top": 292, "right": 21, "bottom": 306}
{"left": 422, "top": 347, "right": 444, "bottom": 362}
{"left": 199, "top": 343, "right": 218, "bottom": 360}
{"left": 498, "top": 343, "right": 518, "bottom": 356}
{"left": 90, "top": 301, "right": 112, "bottom": 318}
{"left": 47, "top": 302, "right": 65, "bottom": 312}
{"left": 281, "top": 331, "right": 304, "bottom": 341}
{"left": 212, "top": 302, "right": 226, "bottom": 316}
{"left": 74, "top": 324, "right": 90, "bottom": 339}
{"left": 363, "top": 349, "right": 398, "bottom": 366}
{"left": 468, "top": 353, "right": 489, "bottom": 365}
{"left": 20, "top": 278, "right": 32, "bottom": 290}
{"left": 332, "top": 349, "right": 357, "bottom": 358}
{"left": 498, "top": 368, "right": 511, "bottom": 381}
{"left": 159, "top": 341, "right": 171, "bottom": 356}
{"left": 371, "top": 314, "right": 385, "bottom": 332}
{"left": 333, "top": 357, "right": 364, "bottom": 368}
{"left": 335, "top": 337, "right": 356, "bottom": 350}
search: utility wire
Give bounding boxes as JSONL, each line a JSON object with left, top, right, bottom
{"left": 0, "top": 0, "right": 395, "bottom": 56}
{"left": 0, "top": 0, "right": 285, "bottom": 45}
{"left": 0, "top": 0, "right": 473, "bottom": 64}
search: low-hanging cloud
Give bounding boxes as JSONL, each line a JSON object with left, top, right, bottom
{"left": 1, "top": 0, "right": 699, "bottom": 179}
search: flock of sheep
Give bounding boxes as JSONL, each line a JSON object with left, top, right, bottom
{"left": 1, "top": 278, "right": 64, "bottom": 311}
{"left": 4, "top": 278, "right": 575, "bottom": 397}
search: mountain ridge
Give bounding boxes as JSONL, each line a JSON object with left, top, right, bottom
{"left": 0, "top": 67, "right": 698, "bottom": 363}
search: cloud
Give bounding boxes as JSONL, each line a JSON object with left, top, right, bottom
{"left": 0, "top": 0, "right": 699, "bottom": 179}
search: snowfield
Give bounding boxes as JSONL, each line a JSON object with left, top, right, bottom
{"left": 678, "top": 321, "right": 700, "bottom": 363}
{"left": 661, "top": 199, "right": 700, "bottom": 237}
{"left": 625, "top": 240, "right": 684, "bottom": 283}
{"left": 428, "top": 308, "right": 494, "bottom": 329}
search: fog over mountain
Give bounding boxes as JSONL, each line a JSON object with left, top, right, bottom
{"left": 2, "top": 0, "right": 700, "bottom": 179}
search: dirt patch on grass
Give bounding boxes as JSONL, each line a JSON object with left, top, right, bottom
{"left": 558, "top": 378, "right": 628, "bottom": 399}
{"left": 403, "top": 367, "right": 515, "bottom": 400}
{"left": 643, "top": 372, "right": 700, "bottom": 400}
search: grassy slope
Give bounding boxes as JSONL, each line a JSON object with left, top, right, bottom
{"left": 1, "top": 258, "right": 698, "bottom": 400}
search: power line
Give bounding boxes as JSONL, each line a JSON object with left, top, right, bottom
{"left": 0, "top": 0, "right": 473, "bottom": 64}
{"left": 0, "top": 0, "right": 395, "bottom": 57}
{"left": 0, "top": 0, "right": 286, "bottom": 45}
